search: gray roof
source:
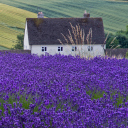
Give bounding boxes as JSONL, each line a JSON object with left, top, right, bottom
{"left": 26, "top": 17, "right": 106, "bottom": 45}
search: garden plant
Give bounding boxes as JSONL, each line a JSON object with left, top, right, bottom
{"left": 0, "top": 23, "right": 128, "bottom": 128}
{"left": 57, "top": 22, "right": 123, "bottom": 60}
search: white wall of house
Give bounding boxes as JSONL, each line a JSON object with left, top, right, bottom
{"left": 31, "top": 44, "right": 106, "bottom": 58}
{"left": 23, "top": 22, "right": 31, "bottom": 50}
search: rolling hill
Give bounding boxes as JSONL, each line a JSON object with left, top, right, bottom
{"left": 0, "top": 3, "right": 38, "bottom": 49}
{"left": 0, "top": 0, "right": 128, "bottom": 49}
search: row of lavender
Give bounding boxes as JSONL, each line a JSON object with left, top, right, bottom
{"left": 0, "top": 52, "right": 128, "bottom": 127}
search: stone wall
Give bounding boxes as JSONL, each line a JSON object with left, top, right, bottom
{"left": 104, "top": 48, "right": 128, "bottom": 58}
{"left": 0, "top": 50, "right": 31, "bottom": 55}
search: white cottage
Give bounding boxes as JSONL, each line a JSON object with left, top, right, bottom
{"left": 23, "top": 11, "right": 106, "bottom": 58}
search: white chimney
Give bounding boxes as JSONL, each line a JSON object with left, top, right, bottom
{"left": 37, "top": 12, "right": 44, "bottom": 18}
{"left": 83, "top": 10, "right": 90, "bottom": 18}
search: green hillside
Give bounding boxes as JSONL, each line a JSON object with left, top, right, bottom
{"left": 0, "top": 3, "right": 39, "bottom": 49}
{"left": 0, "top": 0, "right": 128, "bottom": 49}
{"left": 0, "top": 46, "right": 10, "bottom": 50}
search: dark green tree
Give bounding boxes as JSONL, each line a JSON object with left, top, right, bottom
{"left": 104, "top": 24, "right": 128, "bottom": 49}
{"left": 11, "top": 34, "right": 24, "bottom": 50}
{"left": 126, "top": 25, "right": 128, "bottom": 35}
{"left": 125, "top": 50, "right": 128, "bottom": 59}
{"left": 104, "top": 32, "right": 121, "bottom": 49}
{"left": 116, "top": 35, "right": 128, "bottom": 48}
{"left": 114, "top": 25, "right": 128, "bottom": 48}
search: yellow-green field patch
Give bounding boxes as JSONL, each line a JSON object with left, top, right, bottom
{"left": 0, "top": 3, "right": 47, "bottom": 49}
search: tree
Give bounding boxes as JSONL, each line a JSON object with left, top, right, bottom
{"left": 11, "top": 34, "right": 24, "bottom": 50}
{"left": 115, "top": 26, "right": 128, "bottom": 48}
{"left": 105, "top": 24, "right": 128, "bottom": 49}
{"left": 126, "top": 25, "right": 128, "bottom": 34}
{"left": 125, "top": 50, "right": 128, "bottom": 59}
{"left": 104, "top": 32, "right": 121, "bottom": 49}
{"left": 116, "top": 35, "right": 128, "bottom": 48}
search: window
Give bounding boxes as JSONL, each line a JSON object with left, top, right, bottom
{"left": 58, "top": 47, "right": 63, "bottom": 51}
{"left": 88, "top": 46, "right": 93, "bottom": 51}
{"left": 72, "top": 46, "right": 77, "bottom": 51}
{"left": 42, "top": 47, "right": 47, "bottom": 51}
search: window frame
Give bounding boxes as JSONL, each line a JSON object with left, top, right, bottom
{"left": 58, "top": 46, "right": 63, "bottom": 51}
{"left": 72, "top": 46, "right": 77, "bottom": 51}
{"left": 88, "top": 46, "right": 93, "bottom": 51}
{"left": 42, "top": 47, "right": 47, "bottom": 51}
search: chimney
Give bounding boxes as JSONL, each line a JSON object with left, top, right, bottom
{"left": 37, "top": 12, "right": 44, "bottom": 18}
{"left": 83, "top": 10, "right": 90, "bottom": 18}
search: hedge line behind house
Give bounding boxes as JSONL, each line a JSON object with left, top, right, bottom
{"left": 0, "top": 50, "right": 31, "bottom": 55}
{"left": 104, "top": 48, "right": 128, "bottom": 58}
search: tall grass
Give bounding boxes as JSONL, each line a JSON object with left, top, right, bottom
{"left": 57, "top": 22, "right": 123, "bottom": 60}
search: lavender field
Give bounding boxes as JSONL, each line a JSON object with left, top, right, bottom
{"left": 0, "top": 52, "right": 128, "bottom": 128}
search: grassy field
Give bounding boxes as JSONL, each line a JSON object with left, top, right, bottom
{"left": 0, "top": 46, "right": 10, "bottom": 50}
{"left": 0, "top": 0, "right": 128, "bottom": 50}
{"left": 0, "top": 3, "right": 38, "bottom": 49}
{"left": 0, "top": 0, "right": 128, "bottom": 33}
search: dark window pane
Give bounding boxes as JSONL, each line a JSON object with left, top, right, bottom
{"left": 75, "top": 47, "right": 77, "bottom": 51}
{"left": 45, "top": 47, "right": 47, "bottom": 51}
{"left": 42, "top": 47, "right": 44, "bottom": 51}
{"left": 61, "top": 47, "right": 63, "bottom": 51}
{"left": 58, "top": 47, "right": 61, "bottom": 51}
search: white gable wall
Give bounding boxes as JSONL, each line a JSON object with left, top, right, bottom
{"left": 31, "top": 44, "right": 106, "bottom": 58}
{"left": 23, "top": 22, "right": 31, "bottom": 50}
